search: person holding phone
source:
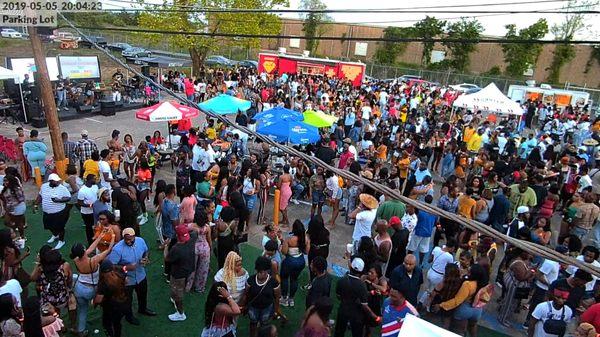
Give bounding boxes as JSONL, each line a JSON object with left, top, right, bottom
{"left": 201, "top": 282, "right": 241, "bottom": 337}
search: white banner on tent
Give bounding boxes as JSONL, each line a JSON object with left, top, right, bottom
{"left": 398, "top": 314, "right": 461, "bottom": 337}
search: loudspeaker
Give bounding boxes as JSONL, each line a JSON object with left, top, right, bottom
{"left": 77, "top": 105, "right": 93, "bottom": 114}
{"left": 31, "top": 117, "right": 47, "bottom": 128}
{"left": 99, "top": 100, "right": 116, "bottom": 116}
{"left": 25, "top": 101, "right": 42, "bottom": 119}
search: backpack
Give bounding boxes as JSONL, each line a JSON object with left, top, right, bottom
{"left": 542, "top": 302, "right": 567, "bottom": 337}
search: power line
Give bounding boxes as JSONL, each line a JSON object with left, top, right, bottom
{"left": 65, "top": 25, "right": 600, "bottom": 44}
{"left": 99, "top": 7, "right": 599, "bottom": 14}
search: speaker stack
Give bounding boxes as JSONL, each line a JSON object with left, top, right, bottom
{"left": 99, "top": 100, "right": 116, "bottom": 116}
{"left": 77, "top": 105, "right": 93, "bottom": 113}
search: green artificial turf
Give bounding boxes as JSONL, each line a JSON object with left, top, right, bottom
{"left": 12, "top": 208, "right": 511, "bottom": 337}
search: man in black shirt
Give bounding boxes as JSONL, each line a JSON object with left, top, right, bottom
{"left": 386, "top": 216, "right": 410, "bottom": 278}
{"left": 389, "top": 254, "right": 423, "bottom": 306}
{"left": 548, "top": 269, "right": 592, "bottom": 313}
{"left": 164, "top": 224, "right": 197, "bottom": 322}
{"left": 306, "top": 256, "right": 331, "bottom": 308}
{"left": 235, "top": 110, "right": 248, "bottom": 126}
{"left": 335, "top": 257, "right": 379, "bottom": 337}
{"left": 315, "top": 140, "right": 337, "bottom": 166}
{"left": 111, "top": 179, "right": 138, "bottom": 232}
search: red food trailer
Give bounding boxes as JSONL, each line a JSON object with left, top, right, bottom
{"left": 258, "top": 52, "right": 366, "bottom": 87}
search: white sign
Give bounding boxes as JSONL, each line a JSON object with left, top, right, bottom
{"left": 354, "top": 42, "right": 368, "bottom": 56}
{"left": 289, "top": 38, "right": 300, "bottom": 49}
{"left": 58, "top": 56, "right": 101, "bottom": 79}
{"left": 431, "top": 50, "right": 446, "bottom": 64}
{"left": 398, "top": 314, "right": 461, "bottom": 337}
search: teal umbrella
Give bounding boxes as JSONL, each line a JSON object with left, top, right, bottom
{"left": 198, "top": 94, "right": 251, "bottom": 115}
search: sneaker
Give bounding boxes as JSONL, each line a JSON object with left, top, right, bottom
{"left": 47, "top": 235, "right": 58, "bottom": 243}
{"left": 54, "top": 241, "right": 65, "bottom": 250}
{"left": 291, "top": 199, "right": 299, "bottom": 205}
{"left": 63, "top": 107, "right": 69, "bottom": 111}
{"left": 139, "top": 215, "right": 148, "bottom": 226}
{"left": 168, "top": 312, "right": 186, "bottom": 322}
{"left": 289, "top": 299, "right": 295, "bottom": 307}
{"left": 280, "top": 297, "right": 289, "bottom": 307}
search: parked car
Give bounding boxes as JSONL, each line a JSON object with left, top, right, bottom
{"left": 450, "top": 83, "right": 480, "bottom": 92}
{"left": 79, "top": 36, "right": 107, "bottom": 48}
{"left": 108, "top": 42, "right": 133, "bottom": 52}
{"left": 1, "top": 29, "right": 22, "bottom": 38}
{"left": 204, "top": 55, "right": 234, "bottom": 67}
{"left": 122, "top": 47, "right": 152, "bottom": 58}
{"left": 51, "top": 31, "right": 80, "bottom": 42}
{"left": 237, "top": 60, "right": 258, "bottom": 69}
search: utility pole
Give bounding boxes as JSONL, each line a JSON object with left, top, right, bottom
{"left": 29, "top": 26, "right": 67, "bottom": 177}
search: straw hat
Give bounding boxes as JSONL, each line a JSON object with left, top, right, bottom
{"left": 359, "top": 193, "right": 378, "bottom": 210}
{"left": 583, "top": 139, "right": 599, "bottom": 146}
{"left": 360, "top": 171, "right": 373, "bottom": 179}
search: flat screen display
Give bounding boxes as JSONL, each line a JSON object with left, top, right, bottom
{"left": 58, "top": 56, "right": 101, "bottom": 80}
{"left": 8, "top": 57, "right": 60, "bottom": 83}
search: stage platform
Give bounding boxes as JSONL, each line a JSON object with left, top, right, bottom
{"left": 57, "top": 101, "right": 145, "bottom": 121}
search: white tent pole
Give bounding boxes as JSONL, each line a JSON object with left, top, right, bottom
{"left": 18, "top": 83, "right": 27, "bottom": 123}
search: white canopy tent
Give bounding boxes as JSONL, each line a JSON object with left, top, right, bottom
{"left": 453, "top": 82, "right": 523, "bottom": 115}
{"left": 0, "top": 66, "right": 27, "bottom": 123}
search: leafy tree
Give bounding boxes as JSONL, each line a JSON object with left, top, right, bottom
{"left": 138, "top": 0, "right": 285, "bottom": 74}
{"left": 300, "top": 0, "right": 331, "bottom": 56}
{"left": 443, "top": 18, "right": 483, "bottom": 72}
{"left": 584, "top": 44, "right": 600, "bottom": 73}
{"left": 502, "top": 19, "right": 548, "bottom": 77}
{"left": 546, "top": 0, "right": 596, "bottom": 83}
{"left": 373, "top": 26, "right": 414, "bottom": 65}
{"left": 413, "top": 16, "right": 446, "bottom": 66}
{"left": 484, "top": 66, "right": 502, "bottom": 77}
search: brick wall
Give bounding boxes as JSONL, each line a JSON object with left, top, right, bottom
{"left": 263, "top": 19, "right": 600, "bottom": 88}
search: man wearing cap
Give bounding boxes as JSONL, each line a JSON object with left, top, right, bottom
{"left": 93, "top": 187, "right": 112, "bottom": 224}
{"left": 334, "top": 257, "right": 379, "bottom": 337}
{"left": 78, "top": 174, "right": 99, "bottom": 244}
{"left": 507, "top": 206, "right": 530, "bottom": 238}
{"left": 36, "top": 174, "right": 72, "bottom": 249}
{"left": 386, "top": 216, "right": 410, "bottom": 278}
{"left": 76, "top": 130, "right": 98, "bottom": 177}
{"left": 108, "top": 228, "right": 156, "bottom": 325}
{"left": 163, "top": 224, "right": 196, "bottom": 321}
{"left": 528, "top": 287, "right": 574, "bottom": 337}
{"left": 349, "top": 194, "right": 378, "bottom": 251}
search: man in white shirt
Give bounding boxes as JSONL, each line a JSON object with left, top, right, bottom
{"left": 349, "top": 193, "right": 378, "bottom": 251}
{"left": 528, "top": 289, "right": 573, "bottom": 337}
{"left": 361, "top": 103, "right": 372, "bottom": 123}
{"left": 98, "top": 149, "right": 113, "bottom": 190}
{"left": 37, "top": 174, "right": 72, "bottom": 249}
{"left": 565, "top": 246, "right": 600, "bottom": 293}
{"left": 578, "top": 166, "right": 593, "bottom": 193}
{"left": 0, "top": 275, "right": 22, "bottom": 307}
{"left": 525, "top": 246, "right": 564, "bottom": 328}
{"left": 78, "top": 174, "right": 99, "bottom": 245}
{"left": 198, "top": 141, "right": 213, "bottom": 172}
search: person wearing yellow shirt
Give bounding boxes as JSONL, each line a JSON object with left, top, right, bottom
{"left": 463, "top": 124, "right": 476, "bottom": 144}
{"left": 397, "top": 151, "right": 410, "bottom": 193}
{"left": 467, "top": 129, "right": 484, "bottom": 153}
{"left": 205, "top": 119, "right": 217, "bottom": 141}
{"left": 83, "top": 151, "right": 100, "bottom": 182}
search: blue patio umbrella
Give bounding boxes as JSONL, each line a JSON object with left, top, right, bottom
{"left": 198, "top": 94, "right": 251, "bottom": 115}
{"left": 257, "top": 119, "right": 320, "bottom": 145}
{"left": 253, "top": 106, "right": 303, "bottom": 122}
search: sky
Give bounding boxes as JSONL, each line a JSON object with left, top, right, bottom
{"left": 102, "top": 0, "right": 599, "bottom": 38}
{"left": 277, "top": 0, "right": 600, "bottom": 38}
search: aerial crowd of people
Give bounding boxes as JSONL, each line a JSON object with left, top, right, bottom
{"left": 1, "top": 65, "right": 600, "bottom": 337}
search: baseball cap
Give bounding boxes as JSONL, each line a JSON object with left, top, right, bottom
{"left": 48, "top": 173, "right": 61, "bottom": 182}
{"left": 122, "top": 227, "right": 136, "bottom": 237}
{"left": 81, "top": 129, "right": 88, "bottom": 136}
{"left": 389, "top": 216, "right": 401, "bottom": 227}
{"left": 351, "top": 257, "right": 365, "bottom": 272}
{"left": 176, "top": 224, "right": 190, "bottom": 243}
{"left": 517, "top": 206, "right": 530, "bottom": 214}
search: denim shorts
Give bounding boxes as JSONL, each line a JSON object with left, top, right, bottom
{"left": 454, "top": 302, "right": 482, "bottom": 322}
{"left": 312, "top": 191, "right": 325, "bottom": 205}
{"left": 248, "top": 304, "right": 273, "bottom": 324}
{"left": 244, "top": 194, "right": 257, "bottom": 211}
{"left": 11, "top": 202, "right": 26, "bottom": 216}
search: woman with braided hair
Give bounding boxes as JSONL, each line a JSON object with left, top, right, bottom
{"left": 214, "top": 251, "right": 249, "bottom": 303}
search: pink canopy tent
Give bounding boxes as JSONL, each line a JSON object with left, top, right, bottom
{"left": 136, "top": 101, "right": 200, "bottom": 148}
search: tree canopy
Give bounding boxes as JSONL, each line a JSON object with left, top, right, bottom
{"left": 443, "top": 18, "right": 483, "bottom": 72}
{"left": 502, "top": 19, "right": 549, "bottom": 78}
{"left": 413, "top": 16, "right": 446, "bottom": 66}
{"left": 373, "top": 26, "right": 413, "bottom": 65}
{"left": 300, "top": 0, "right": 331, "bottom": 56}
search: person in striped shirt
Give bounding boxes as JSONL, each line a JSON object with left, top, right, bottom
{"left": 381, "top": 286, "right": 419, "bottom": 337}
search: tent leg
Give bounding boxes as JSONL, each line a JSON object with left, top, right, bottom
{"left": 167, "top": 121, "right": 172, "bottom": 149}
{"left": 19, "top": 83, "right": 27, "bottom": 123}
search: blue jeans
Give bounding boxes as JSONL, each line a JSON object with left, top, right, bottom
{"left": 291, "top": 182, "right": 304, "bottom": 200}
{"left": 571, "top": 226, "right": 590, "bottom": 241}
{"left": 592, "top": 222, "right": 600, "bottom": 249}
{"left": 454, "top": 302, "right": 482, "bottom": 322}
{"left": 280, "top": 255, "right": 305, "bottom": 298}
{"left": 74, "top": 281, "right": 97, "bottom": 332}
{"left": 56, "top": 90, "right": 67, "bottom": 108}
{"left": 248, "top": 304, "right": 273, "bottom": 324}
{"left": 244, "top": 193, "right": 257, "bottom": 212}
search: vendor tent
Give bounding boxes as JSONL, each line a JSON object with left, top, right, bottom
{"left": 0, "top": 66, "right": 27, "bottom": 123}
{"left": 198, "top": 94, "right": 251, "bottom": 115}
{"left": 453, "top": 83, "right": 523, "bottom": 115}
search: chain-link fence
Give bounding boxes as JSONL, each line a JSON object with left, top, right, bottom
{"left": 364, "top": 63, "right": 524, "bottom": 93}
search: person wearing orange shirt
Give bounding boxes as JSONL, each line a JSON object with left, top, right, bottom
{"left": 463, "top": 124, "right": 476, "bottom": 144}
{"left": 457, "top": 188, "right": 477, "bottom": 219}
{"left": 397, "top": 151, "right": 410, "bottom": 194}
